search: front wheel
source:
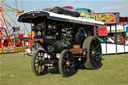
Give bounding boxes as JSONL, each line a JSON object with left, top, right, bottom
{"left": 59, "top": 50, "right": 75, "bottom": 77}
{"left": 31, "top": 50, "right": 48, "bottom": 76}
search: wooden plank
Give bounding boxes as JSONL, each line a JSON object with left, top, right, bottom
{"left": 15, "top": 46, "right": 25, "bottom": 52}
{"left": 0, "top": 46, "right": 26, "bottom": 53}
{"left": 70, "top": 48, "right": 83, "bottom": 54}
{"left": 0, "top": 48, "right": 2, "bottom": 53}
{"left": 3, "top": 47, "right": 8, "bottom": 53}
{"left": 8, "top": 47, "right": 15, "bottom": 53}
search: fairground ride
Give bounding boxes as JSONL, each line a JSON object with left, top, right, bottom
{"left": 0, "top": 0, "right": 25, "bottom": 53}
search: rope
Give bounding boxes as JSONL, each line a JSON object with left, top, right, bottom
{"left": 3, "top": 10, "right": 19, "bottom": 27}
{"left": 15, "top": 0, "right": 18, "bottom": 13}
{"left": 5, "top": 20, "right": 13, "bottom": 28}
{"left": 15, "top": 0, "right": 18, "bottom": 20}
{"left": 21, "top": 0, "right": 24, "bottom": 10}
{"left": 23, "top": 23, "right": 29, "bottom": 33}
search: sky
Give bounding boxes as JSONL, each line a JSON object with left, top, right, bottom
{"left": 1, "top": 0, "right": 128, "bottom": 33}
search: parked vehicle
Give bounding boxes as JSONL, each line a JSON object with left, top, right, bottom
{"left": 18, "top": 7, "right": 104, "bottom": 77}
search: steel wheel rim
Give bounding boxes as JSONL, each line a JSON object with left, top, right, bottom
{"left": 89, "top": 38, "right": 102, "bottom": 68}
{"left": 62, "top": 52, "right": 74, "bottom": 75}
{"left": 34, "top": 51, "right": 46, "bottom": 74}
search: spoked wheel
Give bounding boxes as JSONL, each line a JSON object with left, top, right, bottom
{"left": 59, "top": 50, "right": 75, "bottom": 77}
{"left": 31, "top": 50, "right": 48, "bottom": 76}
{"left": 83, "top": 36, "right": 102, "bottom": 69}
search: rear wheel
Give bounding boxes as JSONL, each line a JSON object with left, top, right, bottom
{"left": 83, "top": 36, "right": 102, "bottom": 69}
{"left": 59, "top": 50, "right": 75, "bottom": 77}
{"left": 31, "top": 50, "right": 48, "bottom": 75}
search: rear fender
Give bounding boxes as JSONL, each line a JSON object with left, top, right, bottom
{"left": 37, "top": 48, "right": 46, "bottom": 53}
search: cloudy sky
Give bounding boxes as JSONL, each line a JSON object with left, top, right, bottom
{"left": 3, "top": 0, "right": 128, "bottom": 16}
{"left": 1, "top": 0, "right": 128, "bottom": 32}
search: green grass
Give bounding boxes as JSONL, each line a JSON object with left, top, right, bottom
{"left": 0, "top": 53, "right": 128, "bottom": 85}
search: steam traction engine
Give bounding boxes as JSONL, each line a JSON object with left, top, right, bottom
{"left": 18, "top": 8, "right": 104, "bottom": 77}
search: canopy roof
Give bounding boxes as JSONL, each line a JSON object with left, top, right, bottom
{"left": 18, "top": 10, "right": 104, "bottom": 26}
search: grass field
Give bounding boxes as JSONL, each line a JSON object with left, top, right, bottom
{"left": 0, "top": 53, "right": 128, "bottom": 85}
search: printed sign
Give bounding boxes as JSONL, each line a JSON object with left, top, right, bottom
{"left": 96, "top": 13, "right": 119, "bottom": 23}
